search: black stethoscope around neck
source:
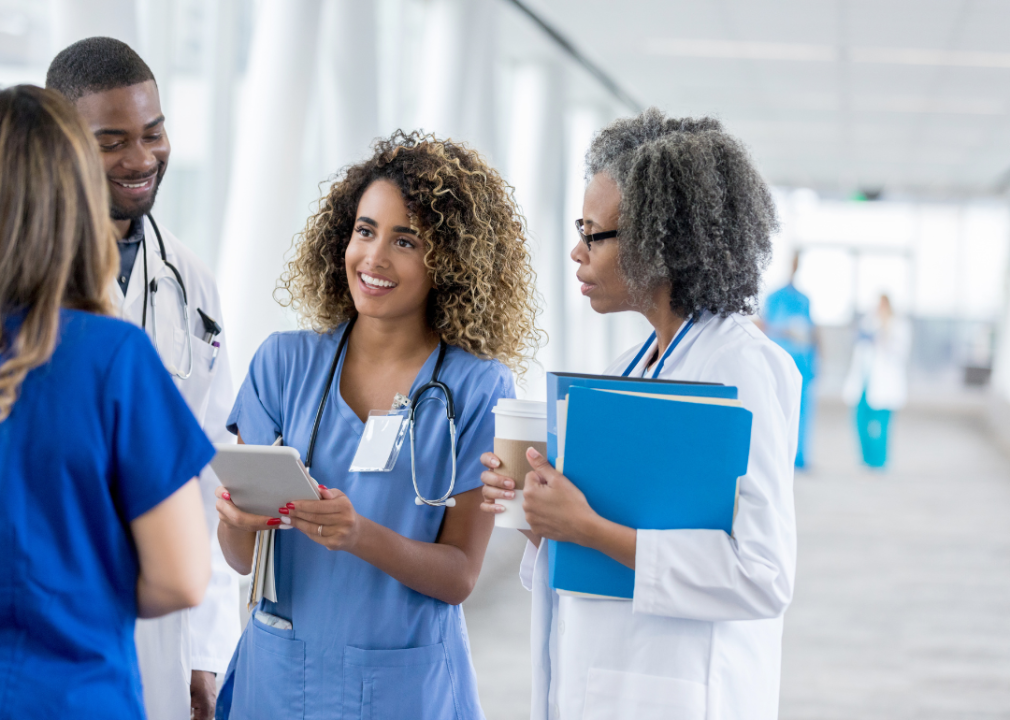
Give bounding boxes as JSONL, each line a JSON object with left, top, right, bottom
{"left": 305, "top": 316, "right": 459, "bottom": 508}
{"left": 140, "top": 213, "right": 193, "bottom": 379}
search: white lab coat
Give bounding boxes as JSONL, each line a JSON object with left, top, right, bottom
{"left": 841, "top": 314, "right": 912, "bottom": 411}
{"left": 114, "top": 216, "right": 241, "bottom": 720}
{"left": 521, "top": 312, "right": 801, "bottom": 720}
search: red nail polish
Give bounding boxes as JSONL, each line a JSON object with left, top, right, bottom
{"left": 286, "top": 503, "right": 296, "bottom": 509}
{"left": 278, "top": 508, "right": 289, "bottom": 515}
{"left": 222, "top": 492, "right": 231, "bottom": 500}
{"left": 317, "top": 484, "right": 327, "bottom": 490}
{"left": 266, "top": 518, "right": 281, "bottom": 526}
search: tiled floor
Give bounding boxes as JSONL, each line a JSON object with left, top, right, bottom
{"left": 464, "top": 402, "right": 1010, "bottom": 719}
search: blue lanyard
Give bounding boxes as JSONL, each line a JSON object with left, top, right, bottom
{"left": 622, "top": 318, "right": 696, "bottom": 379}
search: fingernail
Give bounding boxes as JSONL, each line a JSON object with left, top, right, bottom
{"left": 528, "top": 447, "right": 542, "bottom": 459}
{"left": 286, "top": 503, "right": 296, "bottom": 509}
{"left": 505, "top": 480, "right": 514, "bottom": 489}
{"left": 490, "top": 458, "right": 500, "bottom": 468}
{"left": 278, "top": 508, "right": 289, "bottom": 515}
{"left": 280, "top": 516, "right": 291, "bottom": 525}
{"left": 222, "top": 492, "right": 231, "bottom": 500}
{"left": 317, "top": 484, "right": 327, "bottom": 490}
{"left": 266, "top": 518, "right": 281, "bottom": 526}
{"left": 506, "top": 491, "right": 515, "bottom": 499}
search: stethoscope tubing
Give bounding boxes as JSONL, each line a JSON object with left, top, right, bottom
{"left": 306, "top": 318, "right": 457, "bottom": 508}
{"left": 141, "top": 214, "right": 193, "bottom": 380}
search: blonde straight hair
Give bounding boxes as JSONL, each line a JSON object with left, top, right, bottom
{"left": 0, "top": 85, "right": 117, "bottom": 421}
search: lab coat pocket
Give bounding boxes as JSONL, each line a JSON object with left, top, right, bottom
{"left": 230, "top": 617, "right": 306, "bottom": 719}
{"left": 583, "top": 668, "right": 706, "bottom": 720}
{"left": 341, "top": 643, "right": 458, "bottom": 720}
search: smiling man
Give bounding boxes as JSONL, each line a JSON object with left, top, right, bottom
{"left": 46, "top": 38, "right": 239, "bottom": 720}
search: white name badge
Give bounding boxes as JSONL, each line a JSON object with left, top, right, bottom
{"left": 348, "top": 409, "right": 410, "bottom": 472}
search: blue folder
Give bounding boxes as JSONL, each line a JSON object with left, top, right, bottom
{"left": 545, "top": 372, "right": 738, "bottom": 463}
{"left": 546, "top": 382, "right": 752, "bottom": 599}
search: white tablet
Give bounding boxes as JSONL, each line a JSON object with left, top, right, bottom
{"left": 210, "top": 444, "right": 321, "bottom": 518}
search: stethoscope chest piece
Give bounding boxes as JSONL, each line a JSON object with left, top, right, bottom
{"left": 142, "top": 214, "right": 194, "bottom": 380}
{"left": 306, "top": 319, "right": 459, "bottom": 508}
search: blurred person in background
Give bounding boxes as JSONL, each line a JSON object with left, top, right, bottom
{"left": 762, "top": 252, "right": 819, "bottom": 469}
{"left": 46, "top": 38, "right": 239, "bottom": 720}
{"left": 480, "top": 109, "right": 801, "bottom": 720}
{"left": 0, "top": 85, "right": 212, "bottom": 720}
{"left": 843, "top": 294, "right": 911, "bottom": 469}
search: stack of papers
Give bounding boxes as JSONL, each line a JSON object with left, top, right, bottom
{"left": 247, "top": 529, "right": 277, "bottom": 610}
{"left": 546, "top": 372, "right": 752, "bottom": 599}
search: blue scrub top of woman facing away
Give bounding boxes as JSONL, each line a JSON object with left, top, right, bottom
{"left": 0, "top": 309, "right": 214, "bottom": 720}
{"left": 217, "top": 324, "right": 514, "bottom": 720}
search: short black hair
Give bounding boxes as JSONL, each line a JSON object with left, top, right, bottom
{"left": 46, "top": 37, "right": 155, "bottom": 102}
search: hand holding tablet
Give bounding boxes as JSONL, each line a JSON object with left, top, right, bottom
{"left": 210, "top": 444, "right": 321, "bottom": 518}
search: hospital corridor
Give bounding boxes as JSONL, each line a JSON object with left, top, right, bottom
{"left": 3, "top": 0, "right": 1010, "bottom": 719}
{"left": 466, "top": 400, "right": 1010, "bottom": 719}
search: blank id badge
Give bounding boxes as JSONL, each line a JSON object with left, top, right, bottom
{"left": 348, "top": 407, "right": 410, "bottom": 472}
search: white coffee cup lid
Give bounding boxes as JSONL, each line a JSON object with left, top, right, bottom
{"left": 492, "top": 398, "right": 547, "bottom": 419}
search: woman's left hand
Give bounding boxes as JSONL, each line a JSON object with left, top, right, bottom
{"left": 284, "top": 485, "right": 360, "bottom": 551}
{"left": 522, "top": 448, "right": 600, "bottom": 544}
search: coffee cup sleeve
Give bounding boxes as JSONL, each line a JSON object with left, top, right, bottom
{"left": 492, "top": 439, "right": 548, "bottom": 490}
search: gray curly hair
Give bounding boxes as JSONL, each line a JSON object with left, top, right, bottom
{"left": 585, "top": 108, "right": 776, "bottom": 317}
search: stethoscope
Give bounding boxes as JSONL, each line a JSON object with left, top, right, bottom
{"left": 305, "top": 317, "right": 459, "bottom": 508}
{"left": 622, "top": 317, "right": 696, "bottom": 378}
{"left": 140, "top": 213, "right": 193, "bottom": 379}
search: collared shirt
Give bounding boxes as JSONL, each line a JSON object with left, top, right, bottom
{"left": 116, "top": 219, "right": 144, "bottom": 295}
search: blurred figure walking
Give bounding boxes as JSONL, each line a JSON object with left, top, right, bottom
{"left": 763, "top": 252, "right": 818, "bottom": 468}
{"left": 843, "top": 294, "right": 911, "bottom": 469}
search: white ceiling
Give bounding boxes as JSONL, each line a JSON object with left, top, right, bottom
{"left": 520, "top": 0, "right": 1010, "bottom": 198}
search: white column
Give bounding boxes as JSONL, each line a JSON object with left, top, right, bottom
{"left": 51, "top": 0, "right": 138, "bottom": 51}
{"left": 508, "top": 62, "right": 565, "bottom": 399}
{"left": 205, "top": 0, "right": 241, "bottom": 260}
{"left": 563, "top": 105, "right": 617, "bottom": 374}
{"left": 415, "top": 0, "right": 498, "bottom": 157}
{"left": 317, "top": 0, "right": 380, "bottom": 173}
{"left": 990, "top": 204, "right": 1010, "bottom": 401}
{"left": 217, "top": 0, "right": 324, "bottom": 381}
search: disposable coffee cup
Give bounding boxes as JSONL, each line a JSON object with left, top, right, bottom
{"left": 491, "top": 399, "right": 547, "bottom": 529}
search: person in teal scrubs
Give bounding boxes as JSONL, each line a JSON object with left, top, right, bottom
{"left": 214, "top": 131, "right": 539, "bottom": 719}
{"left": 763, "top": 253, "right": 818, "bottom": 468}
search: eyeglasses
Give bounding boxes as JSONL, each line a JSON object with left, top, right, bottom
{"left": 575, "top": 219, "right": 618, "bottom": 249}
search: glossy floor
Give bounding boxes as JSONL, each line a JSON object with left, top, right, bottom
{"left": 464, "top": 402, "right": 1010, "bottom": 719}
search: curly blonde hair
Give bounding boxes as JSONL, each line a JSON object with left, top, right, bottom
{"left": 277, "top": 131, "right": 541, "bottom": 373}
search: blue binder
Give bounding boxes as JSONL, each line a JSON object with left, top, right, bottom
{"left": 545, "top": 372, "right": 738, "bottom": 464}
{"left": 546, "top": 382, "right": 752, "bottom": 599}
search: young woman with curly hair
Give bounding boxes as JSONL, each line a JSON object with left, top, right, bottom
{"left": 214, "top": 131, "right": 539, "bottom": 719}
{"left": 480, "top": 109, "right": 802, "bottom": 720}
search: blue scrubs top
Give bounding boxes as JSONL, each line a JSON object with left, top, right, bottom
{"left": 217, "top": 326, "right": 514, "bottom": 720}
{"left": 763, "top": 283, "right": 816, "bottom": 380}
{"left": 0, "top": 309, "right": 214, "bottom": 720}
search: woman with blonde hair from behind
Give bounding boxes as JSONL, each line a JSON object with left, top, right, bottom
{"left": 0, "top": 85, "right": 213, "bottom": 720}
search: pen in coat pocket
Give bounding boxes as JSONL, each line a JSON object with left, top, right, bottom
{"left": 210, "top": 341, "right": 220, "bottom": 370}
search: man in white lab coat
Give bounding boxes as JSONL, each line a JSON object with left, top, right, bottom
{"left": 47, "top": 38, "right": 240, "bottom": 720}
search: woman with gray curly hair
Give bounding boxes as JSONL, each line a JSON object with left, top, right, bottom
{"left": 481, "top": 109, "right": 802, "bottom": 720}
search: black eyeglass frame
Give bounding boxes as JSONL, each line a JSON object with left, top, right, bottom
{"left": 575, "top": 218, "right": 618, "bottom": 248}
